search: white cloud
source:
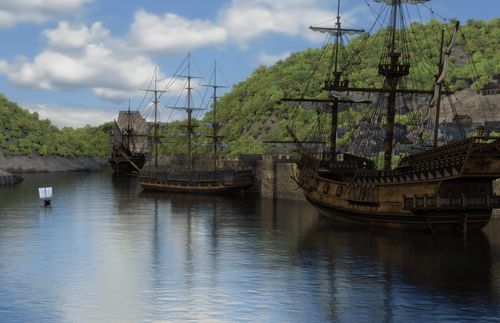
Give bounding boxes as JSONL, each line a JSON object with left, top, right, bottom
{"left": 257, "top": 51, "right": 291, "bottom": 66}
{"left": 128, "top": 10, "right": 227, "bottom": 54}
{"left": 125, "top": 0, "right": 353, "bottom": 53}
{"left": 0, "top": 0, "right": 90, "bottom": 27}
{"left": 27, "top": 103, "right": 117, "bottom": 128}
{"left": 1, "top": 21, "right": 158, "bottom": 102}
{"left": 0, "top": 0, "right": 367, "bottom": 104}
{"left": 0, "top": 59, "right": 9, "bottom": 73}
{"left": 43, "top": 21, "right": 109, "bottom": 51}
{"left": 220, "top": 0, "right": 337, "bottom": 47}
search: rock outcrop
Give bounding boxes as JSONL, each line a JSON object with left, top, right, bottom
{"left": 0, "top": 169, "right": 23, "bottom": 185}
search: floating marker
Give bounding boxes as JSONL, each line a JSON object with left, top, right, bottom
{"left": 38, "top": 187, "right": 53, "bottom": 206}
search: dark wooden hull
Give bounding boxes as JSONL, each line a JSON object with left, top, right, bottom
{"left": 108, "top": 153, "right": 146, "bottom": 175}
{"left": 138, "top": 169, "right": 254, "bottom": 194}
{"left": 306, "top": 195, "right": 491, "bottom": 232}
{"left": 296, "top": 137, "right": 500, "bottom": 233}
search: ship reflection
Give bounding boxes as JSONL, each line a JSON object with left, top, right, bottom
{"left": 136, "top": 191, "right": 499, "bottom": 320}
{"left": 299, "top": 217, "right": 498, "bottom": 306}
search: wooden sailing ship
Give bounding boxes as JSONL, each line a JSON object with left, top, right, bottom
{"left": 109, "top": 104, "right": 151, "bottom": 174}
{"left": 138, "top": 56, "right": 253, "bottom": 193}
{"left": 286, "top": 0, "right": 500, "bottom": 232}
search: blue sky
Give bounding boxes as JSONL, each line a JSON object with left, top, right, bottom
{"left": 0, "top": 0, "right": 498, "bottom": 127}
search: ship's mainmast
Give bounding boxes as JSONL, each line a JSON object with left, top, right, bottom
{"left": 143, "top": 67, "right": 167, "bottom": 170}
{"left": 378, "top": 0, "right": 410, "bottom": 170}
{"left": 173, "top": 53, "right": 201, "bottom": 172}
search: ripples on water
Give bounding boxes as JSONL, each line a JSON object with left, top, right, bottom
{"left": 0, "top": 171, "right": 499, "bottom": 322}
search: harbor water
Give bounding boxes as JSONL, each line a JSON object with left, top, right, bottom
{"left": 0, "top": 171, "right": 499, "bottom": 322}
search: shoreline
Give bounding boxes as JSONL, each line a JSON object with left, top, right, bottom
{"left": 0, "top": 155, "right": 108, "bottom": 186}
{"left": 0, "top": 154, "right": 107, "bottom": 173}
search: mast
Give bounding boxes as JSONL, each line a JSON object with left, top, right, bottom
{"left": 187, "top": 55, "right": 193, "bottom": 172}
{"left": 213, "top": 61, "right": 218, "bottom": 171}
{"left": 126, "top": 99, "right": 132, "bottom": 148}
{"left": 143, "top": 67, "right": 167, "bottom": 171}
{"left": 379, "top": 0, "right": 409, "bottom": 170}
{"left": 171, "top": 53, "right": 201, "bottom": 172}
{"left": 433, "top": 29, "right": 445, "bottom": 147}
{"left": 202, "top": 61, "right": 227, "bottom": 171}
{"left": 430, "top": 21, "right": 460, "bottom": 146}
{"left": 210, "top": 61, "right": 223, "bottom": 171}
{"left": 310, "top": 0, "right": 364, "bottom": 164}
{"left": 329, "top": 0, "right": 342, "bottom": 164}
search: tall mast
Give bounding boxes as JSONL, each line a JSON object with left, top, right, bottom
{"left": 171, "top": 53, "right": 202, "bottom": 172}
{"left": 433, "top": 29, "right": 445, "bottom": 147}
{"left": 211, "top": 61, "right": 220, "bottom": 171}
{"left": 154, "top": 70, "right": 159, "bottom": 169}
{"left": 187, "top": 53, "right": 193, "bottom": 172}
{"left": 203, "top": 61, "right": 226, "bottom": 171}
{"left": 329, "top": 0, "right": 342, "bottom": 164}
{"left": 379, "top": 0, "right": 409, "bottom": 170}
{"left": 309, "top": 0, "right": 364, "bottom": 164}
{"left": 126, "top": 99, "right": 131, "bottom": 148}
{"left": 143, "top": 67, "right": 167, "bottom": 171}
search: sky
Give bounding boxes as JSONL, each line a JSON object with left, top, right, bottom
{"left": 0, "top": 0, "right": 498, "bottom": 128}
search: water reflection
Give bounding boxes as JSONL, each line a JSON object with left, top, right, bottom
{"left": 0, "top": 172, "right": 499, "bottom": 322}
{"left": 298, "top": 219, "right": 499, "bottom": 321}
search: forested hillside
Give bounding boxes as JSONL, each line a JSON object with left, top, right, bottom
{"left": 201, "top": 19, "right": 499, "bottom": 155}
{"left": 1, "top": 19, "right": 498, "bottom": 158}
{"left": 0, "top": 94, "right": 112, "bottom": 157}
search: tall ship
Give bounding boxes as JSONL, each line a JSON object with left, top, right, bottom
{"left": 109, "top": 105, "right": 151, "bottom": 174}
{"left": 138, "top": 55, "right": 254, "bottom": 193}
{"left": 286, "top": 0, "right": 500, "bottom": 232}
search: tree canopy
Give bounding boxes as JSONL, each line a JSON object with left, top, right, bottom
{"left": 0, "top": 94, "right": 112, "bottom": 157}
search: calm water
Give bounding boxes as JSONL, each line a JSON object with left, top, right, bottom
{"left": 0, "top": 171, "right": 499, "bottom": 322}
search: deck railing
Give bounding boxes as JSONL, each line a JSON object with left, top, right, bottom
{"left": 403, "top": 194, "right": 500, "bottom": 210}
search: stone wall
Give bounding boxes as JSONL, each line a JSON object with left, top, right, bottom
{"left": 260, "top": 155, "right": 305, "bottom": 201}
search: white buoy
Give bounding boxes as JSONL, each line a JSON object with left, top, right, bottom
{"left": 38, "top": 187, "right": 53, "bottom": 206}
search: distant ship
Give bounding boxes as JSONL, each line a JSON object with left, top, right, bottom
{"left": 109, "top": 106, "right": 151, "bottom": 174}
{"left": 138, "top": 56, "right": 254, "bottom": 193}
{"left": 285, "top": 0, "right": 500, "bottom": 232}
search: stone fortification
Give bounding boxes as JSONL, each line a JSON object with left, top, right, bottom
{"left": 259, "top": 155, "right": 305, "bottom": 201}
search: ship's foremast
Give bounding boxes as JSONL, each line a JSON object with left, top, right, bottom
{"left": 285, "top": 0, "right": 364, "bottom": 164}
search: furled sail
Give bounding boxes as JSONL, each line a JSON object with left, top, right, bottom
{"left": 429, "top": 22, "right": 460, "bottom": 107}
{"left": 284, "top": 100, "right": 336, "bottom": 113}
{"left": 310, "top": 27, "right": 364, "bottom": 36}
